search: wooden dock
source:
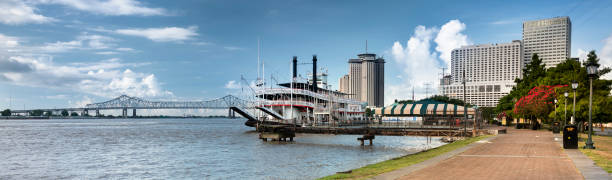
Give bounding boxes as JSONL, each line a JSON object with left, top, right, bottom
{"left": 255, "top": 123, "right": 506, "bottom": 145}
{"left": 257, "top": 124, "right": 296, "bottom": 141}
{"left": 293, "top": 126, "right": 474, "bottom": 137}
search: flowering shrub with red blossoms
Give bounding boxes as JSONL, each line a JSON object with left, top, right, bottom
{"left": 513, "top": 85, "right": 567, "bottom": 117}
{"left": 497, "top": 111, "right": 507, "bottom": 120}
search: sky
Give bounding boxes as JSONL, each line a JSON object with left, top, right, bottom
{"left": 1, "top": 0, "right": 612, "bottom": 113}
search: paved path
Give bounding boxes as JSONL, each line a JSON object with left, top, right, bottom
{"left": 553, "top": 134, "right": 610, "bottom": 180}
{"left": 373, "top": 129, "right": 586, "bottom": 180}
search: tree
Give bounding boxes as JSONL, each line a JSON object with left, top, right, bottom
{"left": 61, "top": 110, "right": 69, "bottom": 116}
{"left": 398, "top": 95, "right": 471, "bottom": 107}
{"left": 44, "top": 111, "right": 52, "bottom": 116}
{"left": 496, "top": 53, "right": 547, "bottom": 121}
{"left": 365, "top": 108, "right": 373, "bottom": 117}
{"left": 514, "top": 85, "right": 566, "bottom": 124}
{"left": 70, "top": 112, "right": 79, "bottom": 116}
{"left": 580, "top": 50, "right": 612, "bottom": 128}
{"left": 497, "top": 51, "right": 612, "bottom": 129}
{"left": 31, "top": 110, "right": 44, "bottom": 116}
{"left": 480, "top": 107, "right": 495, "bottom": 122}
{"left": 1, "top": 109, "right": 11, "bottom": 116}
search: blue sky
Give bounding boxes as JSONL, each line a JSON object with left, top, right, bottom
{"left": 1, "top": 0, "right": 612, "bottom": 111}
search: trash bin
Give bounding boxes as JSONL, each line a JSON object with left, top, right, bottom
{"left": 563, "top": 125, "right": 578, "bottom": 149}
{"left": 552, "top": 122, "right": 560, "bottom": 133}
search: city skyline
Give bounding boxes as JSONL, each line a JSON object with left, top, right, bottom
{"left": 1, "top": 0, "right": 612, "bottom": 111}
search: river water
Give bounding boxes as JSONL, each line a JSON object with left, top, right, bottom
{"left": 0, "top": 118, "right": 445, "bottom": 179}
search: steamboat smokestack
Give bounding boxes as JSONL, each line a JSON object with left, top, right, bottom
{"left": 292, "top": 56, "right": 297, "bottom": 79}
{"left": 312, "top": 55, "right": 317, "bottom": 93}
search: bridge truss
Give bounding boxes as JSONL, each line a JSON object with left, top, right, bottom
{"left": 12, "top": 94, "right": 257, "bottom": 119}
{"left": 85, "top": 95, "right": 253, "bottom": 110}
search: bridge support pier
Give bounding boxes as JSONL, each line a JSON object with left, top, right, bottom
{"left": 122, "top": 108, "right": 127, "bottom": 118}
{"left": 132, "top": 109, "right": 136, "bottom": 118}
{"left": 228, "top": 109, "right": 235, "bottom": 118}
{"left": 95, "top": 109, "right": 100, "bottom": 117}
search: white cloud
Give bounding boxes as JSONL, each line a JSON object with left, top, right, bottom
{"left": 193, "top": 42, "right": 213, "bottom": 46}
{"left": 0, "top": 56, "right": 172, "bottom": 98}
{"left": 224, "top": 80, "right": 241, "bottom": 89}
{"left": 0, "top": 34, "right": 20, "bottom": 48}
{"left": 388, "top": 25, "right": 440, "bottom": 104}
{"left": 116, "top": 47, "right": 135, "bottom": 52}
{"left": 96, "top": 51, "right": 118, "bottom": 55}
{"left": 0, "top": 33, "right": 170, "bottom": 98}
{"left": 600, "top": 33, "right": 612, "bottom": 80}
{"left": 0, "top": 0, "right": 55, "bottom": 25}
{"left": 434, "top": 20, "right": 471, "bottom": 69}
{"left": 387, "top": 20, "right": 472, "bottom": 105}
{"left": 115, "top": 26, "right": 198, "bottom": 42}
{"left": 69, "top": 96, "right": 92, "bottom": 108}
{"left": 577, "top": 49, "right": 589, "bottom": 62}
{"left": 490, "top": 19, "right": 519, "bottom": 25}
{"left": 40, "top": 33, "right": 117, "bottom": 52}
{"left": 36, "top": 0, "right": 166, "bottom": 16}
{"left": 46, "top": 94, "right": 67, "bottom": 99}
{"left": 224, "top": 46, "right": 244, "bottom": 51}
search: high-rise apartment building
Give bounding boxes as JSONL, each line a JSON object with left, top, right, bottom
{"left": 523, "top": 16, "right": 571, "bottom": 68}
{"left": 340, "top": 53, "right": 385, "bottom": 107}
{"left": 338, "top": 74, "right": 349, "bottom": 95}
{"left": 348, "top": 59, "right": 362, "bottom": 101}
{"left": 441, "top": 40, "right": 522, "bottom": 107}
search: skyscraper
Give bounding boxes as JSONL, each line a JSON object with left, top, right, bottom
{"left": 442, "top": 40, "right": 522, "bottom": 107}
{"left": 523, "top": 16, "right": 571, "bottom": 68}
{"left": 338, "top": 74, "right": 349, "bottom": 95}
{"left": 340, "top": 53, "right": 385, "bottom": 107}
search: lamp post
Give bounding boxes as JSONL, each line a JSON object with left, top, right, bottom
{"left": 584, "top": 64, "right": 598, "bottom": 149}
{"left": 571, "top": 81, "right": 578, "bottom": 124}
{"left": 564, "top": 91, "right": 568, "bottom": 127}
{"left": 554, "top": 99, "right": 558, "bottom": 123}
{"left": 463, "top": 70, "right": 467, "bottom": 136}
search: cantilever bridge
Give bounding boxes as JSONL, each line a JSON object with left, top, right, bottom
{"left": 12, "top": 94, "right": 256, "bottom": 118}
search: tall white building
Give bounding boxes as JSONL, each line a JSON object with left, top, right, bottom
{"left": 523, "top": 16, "right": 571, "bottom": 68}
{"left": 442, "top": 40, "right": 522, "bottom": 107}
{"left": 340, "top": 53, "right": 385, "bottom": 107}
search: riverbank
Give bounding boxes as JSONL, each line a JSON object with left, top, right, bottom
{"left": 319, "top": 135, "right": 491, "bottom": 180}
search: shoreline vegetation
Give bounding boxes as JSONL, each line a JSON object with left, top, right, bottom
{"left": 319, "top": 135, "right": 492, "bottom": 180}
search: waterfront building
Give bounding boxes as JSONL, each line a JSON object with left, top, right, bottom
{"left": 523, "top": 16, "right": 571, "bottom": 69}
{"left": 338, "top": 74, "right": 349, "bottom": 94}
{"left": 441, "top": 40, "right": 522, "bottom": 107}
{"left": 340, "top": 53, "right": 385, "bottom": 107}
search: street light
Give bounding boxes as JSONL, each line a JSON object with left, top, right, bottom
{"left": 462, "top": 70, "right": 468, "bottom": 136}
{"left": 564, "top": 91, "right": 568, "bottom": 127}
{"left": 585, "top": 64, "right": 598, "bottom": 149}
{"left": 571, "top": 81, "right": 578, "bottom": 124}
{"left": 554, "top": 99, "right": 558, "bottom": 123}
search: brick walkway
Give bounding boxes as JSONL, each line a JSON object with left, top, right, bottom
{"left": 395, "top": 129, "right": 583, "bottom": 180}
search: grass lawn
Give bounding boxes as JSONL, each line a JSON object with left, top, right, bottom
{"left": 319, "top": 135, "right": 492, "bottom": 180}
{"left": 578, "top": 133, "right": 612, "bottom": 173}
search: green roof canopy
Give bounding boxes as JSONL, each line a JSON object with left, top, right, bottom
{"left": 375, "top": 100, "right": 475, "bottom": 116}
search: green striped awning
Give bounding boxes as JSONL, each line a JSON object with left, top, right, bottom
{"left": 374, "top": 100, "right": 475, "bottom": 116}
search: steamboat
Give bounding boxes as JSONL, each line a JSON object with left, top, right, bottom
{"left": 244, "top": 55, "right": 365, "bottom": 127}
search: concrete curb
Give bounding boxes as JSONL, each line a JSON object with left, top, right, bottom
{"left": 369, "top": 135, "right": 498, "bottom": 180}
{"left": 553, "top": 134, "right": 611, "bottom": 180}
